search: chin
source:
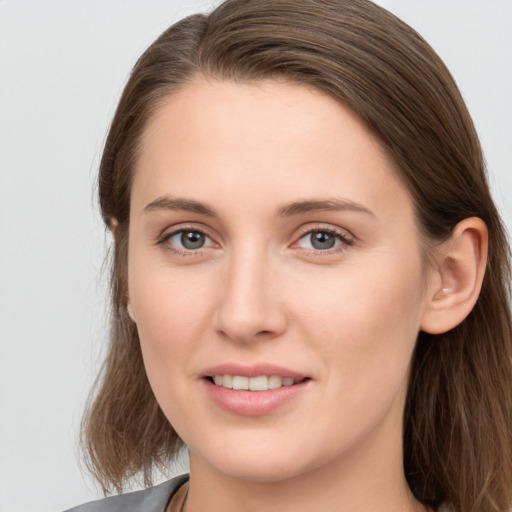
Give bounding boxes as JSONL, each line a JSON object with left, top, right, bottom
{"left": 190, "top": 440, "right": 323, "bottom": 484}
{"left": 216, "top": 460, "right": 307, "bottom": 483}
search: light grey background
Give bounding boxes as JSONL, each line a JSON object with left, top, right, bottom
{"left": 0, "top": 1, "right": 510, "bottom": 511}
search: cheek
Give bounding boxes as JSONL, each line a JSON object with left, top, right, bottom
{"left": 282, "top": 255, "right": 425, "bottom": 457}
{"left": 290, "top": 249, "right": 425, "bottom": 386}
{"left": 127, "top": 264, "right": 218, "bottom": 435}
{"left": 127, "top": 253, "right": 217, "bottom": 370}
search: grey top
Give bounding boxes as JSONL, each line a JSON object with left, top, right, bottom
{"left": 63, "top": 474, "right": 189, "bottom": 512}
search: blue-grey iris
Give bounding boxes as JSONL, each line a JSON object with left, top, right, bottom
{"left": 311, "top": 232, "right": 336, "bottom": 250}
{"left": 181, "top": 231, "right": 205, "bottom": 249}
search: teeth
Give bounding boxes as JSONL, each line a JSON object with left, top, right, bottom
{"left": 232, "top": 376, "right": 249, "bottom": 390}
{"left": 212, "top": 375, "right": 303, "bottom": 391}
{"left": 249, "top": 376, "right": 268, "bottom": 391}
{"left": 268, "top": 375, "right": 282, "bottom": 389}
{"left": 223, "top": 374, "right": 233, "bottom": 389}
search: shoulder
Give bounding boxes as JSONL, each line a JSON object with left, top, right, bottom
{"left": 62, "top": 474, "right": 189, "bottom": 512}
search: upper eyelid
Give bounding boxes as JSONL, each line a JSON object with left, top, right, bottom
{"left": 158, "top": 223, "right": 216, "bottom": 242}
{"left": 293, "top": 223, "right": 354, "bottom": 241}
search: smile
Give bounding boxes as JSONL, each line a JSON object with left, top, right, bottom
{"left": 203, "top": 365, "right": 311, "bottom": 416}
{"left": 211, "top": 375, "right": 305, "bottom": 391}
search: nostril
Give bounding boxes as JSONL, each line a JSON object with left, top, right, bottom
{"left": 255, "top": 330, "right": 273, "bottom": 337}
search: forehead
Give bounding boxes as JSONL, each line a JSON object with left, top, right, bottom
{"left": 138, "top": 78, "right": 390, "bottom": 166}
{"left": 132, "top": 78, "right": 411, "bottom": 222}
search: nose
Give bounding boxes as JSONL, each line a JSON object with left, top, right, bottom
{"left": 214, "top": 246, "right": 288, "bottom": 344}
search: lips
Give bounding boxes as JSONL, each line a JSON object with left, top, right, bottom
{"left": 202, "top": 364, "right": 311, "bottom": 416}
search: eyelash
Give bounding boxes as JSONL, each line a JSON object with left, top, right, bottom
{"left": 156, "top": 225, "right": 353, "bottom": 257}
{"left": 157, "top": 225, "right": 216, "bottom": 257}
{"left": 293, "top": 226, "right": 353, "bottom": 254}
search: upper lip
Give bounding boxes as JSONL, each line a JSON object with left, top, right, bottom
{"left": 202, "top": 363, "right": 308, "bottom": 379}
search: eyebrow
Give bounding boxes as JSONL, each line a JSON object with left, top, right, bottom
{"left": 277, "top": 198, "right": 375, "bottom": 218}
{"left": 144, "top": 197, "right": 217, "bottom": 217}
{"left": 143, "top": 196, "right": 374, "bottom": 218}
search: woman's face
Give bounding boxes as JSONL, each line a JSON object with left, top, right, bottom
{"left": 127, "top": 79, "right": 434, "bottom": 483}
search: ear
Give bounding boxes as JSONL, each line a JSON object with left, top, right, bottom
{"left": 126, "top": 300, "right": 136, "bottom": 323}
{"left": 109, "top": 217, "right": 119, "bottom": 239}
{"left": 421, "top": 217, "right": 488, "bottom": 335}
{"left": 109, "top": 217, "right": 136, "bottom": 321}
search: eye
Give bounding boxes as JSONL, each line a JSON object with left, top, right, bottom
{"left": 165, "top": 229, "right": 215, "bottom": 251}
{"left": 296, "top": 229, "right": 349, "bottom": 251}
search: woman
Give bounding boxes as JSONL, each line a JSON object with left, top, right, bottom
{"left": 68, "top": 0, "right": 512, "bottom": 511}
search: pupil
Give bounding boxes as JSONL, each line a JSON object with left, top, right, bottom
{"left": 181, "top": 231, "right": 205, "bottom": 249}
{"left": 311, "top": 232, "right": 335, "bottom": 250}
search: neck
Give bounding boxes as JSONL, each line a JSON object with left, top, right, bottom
{"left": 185, "top": 462, "right": 424, "bottom": 512}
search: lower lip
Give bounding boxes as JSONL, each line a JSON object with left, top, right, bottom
{"left": 203, "top": 378, "right": 310, "bottom": 416}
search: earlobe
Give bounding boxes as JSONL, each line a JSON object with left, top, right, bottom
{"left": 127, "top": 300, "right": 136, "bottom": 322}
{"left": 110, "top": 218, "right": 119, "bottom": 239}
{"left": 421, "top": 217, "right": 488, "bottom": 335}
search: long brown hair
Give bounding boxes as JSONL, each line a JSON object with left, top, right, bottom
{"left": 82, "top": 1, "right": 512, "bottom": 510}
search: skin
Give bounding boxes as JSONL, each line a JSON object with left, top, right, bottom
{"left": 126, "top": 78, "right": 461, "bottom": 512}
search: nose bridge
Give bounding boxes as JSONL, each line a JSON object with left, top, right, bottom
{"left": 215, "top": 240, "right": 286, "bottom": 343}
